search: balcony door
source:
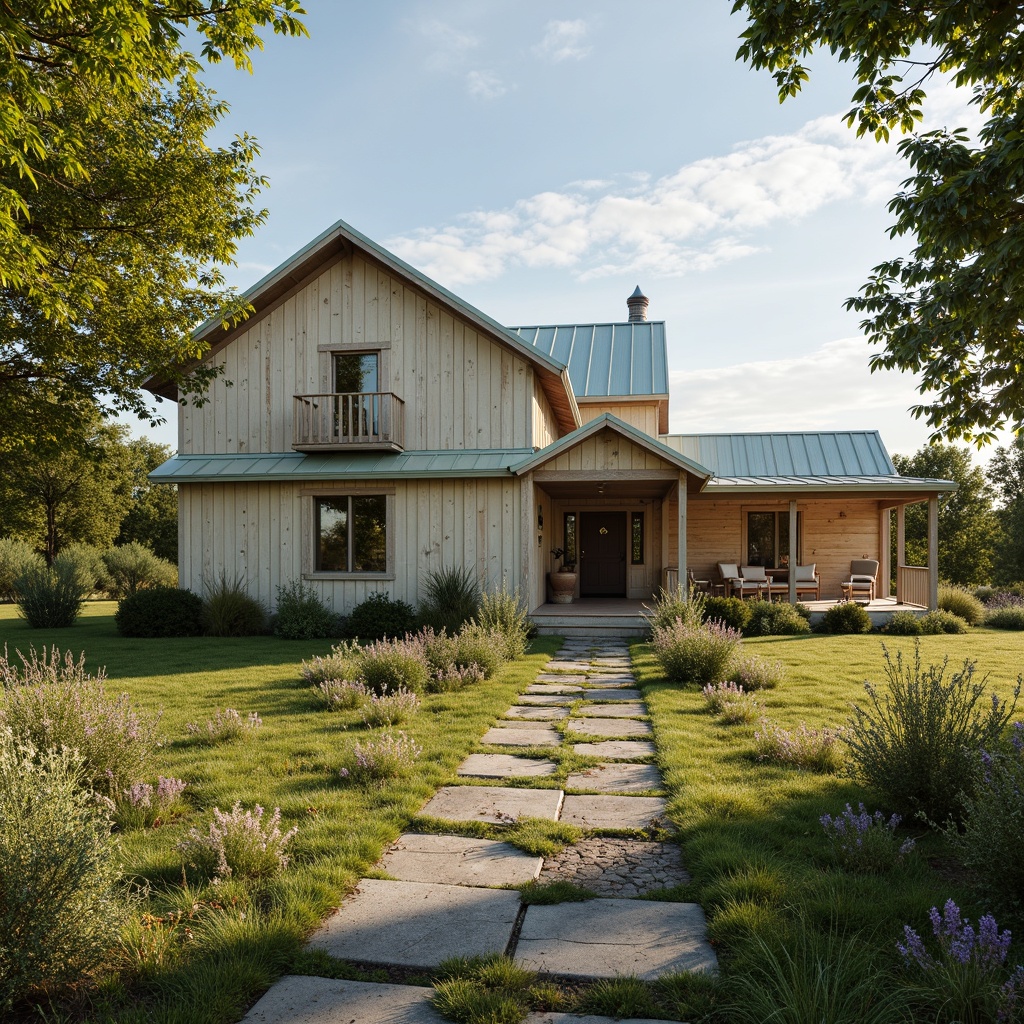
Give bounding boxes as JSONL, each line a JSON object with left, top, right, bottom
{"left": 579, "top": 511, "right": 627, "bottom": 597}
{"left": 333, "top": 353, "right": 379, "bottom": 439}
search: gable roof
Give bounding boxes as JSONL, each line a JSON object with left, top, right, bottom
{"left": 144, "top": 218, "right": 580, "bottom": 433}
{"left": 511, "top": 413, "right": 712, "bottom": 481}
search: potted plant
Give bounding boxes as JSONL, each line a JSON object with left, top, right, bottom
{"left": 548, "top": 547, "right": 577, "bottom": 604}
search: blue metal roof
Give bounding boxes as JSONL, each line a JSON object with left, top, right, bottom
{"left": 511, "top": 322, "right": 668, "bottom": 398}
{"left": 660, "top": 431, "right": 898, "bottom": 478}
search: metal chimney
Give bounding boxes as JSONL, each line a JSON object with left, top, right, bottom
{"left": 627, "top": 285, "right": 649, "bottom": 322}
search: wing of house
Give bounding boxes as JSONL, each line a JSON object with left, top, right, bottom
{"left": 148, "top": 218, "right": 955, "bottom": 624}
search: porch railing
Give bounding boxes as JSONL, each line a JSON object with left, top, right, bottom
{"left": 293, "top": 392, "right": 405, "bottom": 452}
{"left": 898, "top": 565, "right": 930, "bottom": 607}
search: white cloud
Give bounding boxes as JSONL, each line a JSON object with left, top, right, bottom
{"left": 534, "top": 20, "right": 591, "bottom": 62}
{"left": 411, "top": 18, "right": 479, "bottom": 73}
{"left": 466, "top": 69, "right": 508, "bottom": 100}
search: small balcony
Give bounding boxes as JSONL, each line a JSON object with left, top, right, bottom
{"left": 293, "top": 392, "right": 405, "bottom": 452}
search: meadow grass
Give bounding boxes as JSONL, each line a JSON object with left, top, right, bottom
{"left": 0, "top": 602, "right": 559, "bottom": 1023}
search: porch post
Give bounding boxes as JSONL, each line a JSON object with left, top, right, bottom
{"left": 660, "top": 498, "right": 670, "bottom": 592}
{"left": 879, "top": 507, "right": 891, "bottom": 599}
{"left": 928, "top": 496, "right": 939, "bottom": 609}
{"left": 896, "top": 505, "right": 906, "bottom": 603}
{"left": 520, "top": 475, "right": 535, "bottom": 607}
{"left": 678, "top": 474, "right": 687, "bottom": 599}
{"left": 788, "top": 499, "right": 798, "bottom": 604}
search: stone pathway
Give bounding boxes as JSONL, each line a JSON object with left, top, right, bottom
{"left": 243, "top": 639, "right": 715, "bottom": 1023}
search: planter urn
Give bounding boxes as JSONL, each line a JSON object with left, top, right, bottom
{"left": 549, "top": 570, "right": 577, "bottom": 604}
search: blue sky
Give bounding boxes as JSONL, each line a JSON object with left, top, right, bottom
{"left": 139, "top": 1, "right": 991, "bottom": 458}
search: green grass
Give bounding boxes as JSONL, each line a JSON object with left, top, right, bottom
{"left": 0, "top": 602, "right": 560, "bottom": 1023}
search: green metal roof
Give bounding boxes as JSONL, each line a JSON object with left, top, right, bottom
{"left": 706, "top": 474, "right": 957, "bottom": 494}
{"left": 150, "top": 449, "right": 534, "bottom": 484}
{"left": 511, "top": 322, "right": 668, "bottom": 398}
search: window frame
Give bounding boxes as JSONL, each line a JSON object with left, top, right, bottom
{"left": 303, "top": 488, "right": 395, "bottom": 580}
{"left": 742, "top": 508, "right": 802, "bottom": 568}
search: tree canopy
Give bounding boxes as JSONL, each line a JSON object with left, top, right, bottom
{"left": 0, "top": 2, "right": 306, "bottom": 449}
{"left": 733, "top": 1, "right": 1024, "bottom": 442}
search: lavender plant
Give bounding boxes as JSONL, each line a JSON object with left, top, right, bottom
{"left": 185, "top": 707, "right": 262, "bottom": 743}
{"left": 727, "top": 652, "right": 785, "bottom": 691}
{"left": 754, "top": 717, "right": 846, "bottom": 772}
{"left": 651, "top": 616, "right": 740, "bottom": 685}
{"left": 427, "top": 662, "right": 485, "bottom": 693}
{"left": 359, "top": 686, "right": 420, "bottom": 727}
{"left": 115, "top": 776, "right": 188, "bottom": 831}
{"left": 338, "top": 731, "right": 422, "bottom": 784}
{"left": 355, "top": 634, "right": 430, "bottom": 694}
{"left": 819, "top": 802, "right": 915, "bottom": 873}
{"left": 702, "top": 681, "right": 761, "bottom": 723}
{"left": 313, "top": 678, "right": 368, "bottom": 711}
{"left": 300, "top": 640, "right": 361, "bottom": 686}
{"left": 177, "top": 801, "right": 298, "bottom": 880}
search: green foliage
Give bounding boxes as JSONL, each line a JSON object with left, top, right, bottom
{"left": 102, "top": 542, "right": 177, "bottom": 599}
{"left": 433, "top": 955, "right": 533, "bottom": 1024}
{"left": 918, "top": 609, "right": 970, "bottom": 635}
{"left": 846, "top": 644, "right": 1019, "bottom": 822}
{"left": 744, "top": 600, "right": 812, "bottom": 637}
{"left": 754, "top": 717, "right": 846, "bottom": 773}
{"left": 337, "top": 731, "right": 422, "bottom": 784}
{"left": 14, "top": 560, "right": 88, "bottom": 628}
{"left": 502, "top": 817, "right": 583, "bottom": 857}
{"left": 201, "top": 575, "right": 266, "bottom": 637}
{"left": 703, "top": 595, "right": 752, "bottom": 631}
{"left": 988, "top": 436, "right": 1024, "bottom": 583}
{"left": 644, "top": 585, "right": 705, "bottom": 633}
{"left": 728, "top": 653, "right": 785, "bottom": 690}
{"left": 881, "top": 611, "right": 923, "bottom": 636}
{"left": 115, "top": 438, "right": 178, "bottom": 563}
{"left": 115, "top": 587, "right": 204, "bottom": 638}
{"left": 821, "top": 602, "right": 872, "bottom": 635}
{"left": 345, "top": 591, "right": 416, "bottom": 641}
{"left": 579, "top": 977, "right": 660, "bottom": 1020}
{"left": 0, "top": 538, "right": 43, "bottom": 602}
{"left": 937, "top": 584, "right": 985, "bottom": 625}
{"left": 273, "top": 580, "right": 335, "bottom": 640}
{"left": 986, "top": 604, "right": 1024, "bottom": 630}
{"left": 358, "top": 687, "right": 419, "bottom": 727}
{"left": 185, "top": 708, "right": 262, "bottom": 744}
{"left": 0, "top": 732, "right": 126, "bottom": 1012}
{"left": 53, "top": 542, "right": 108, "bottom": 595}
{"left": 356, "top": 637, "right": 430, "bottom": 695}
{"left": 454, "top": 624, "right": 503, "bottom": 679}
{"left": 652, "top": 616, "right": 741, "bottom": 684}
{"left": 734, "top": 3, "right": 1024, "bottom": 442}
{"left": 419, "top": 565, "right": 480, "bottom": 634}
{"left": 474, "top": 583, "right": 530, "bottom": 661}
{"left": 517, "top": 880, "right": 597, "bottom": 904}
{"left": 301, "top": 642, "right": 361, "bottom": 687}
{"left": 312, "top": 678, "right": 367, "bottom": 711}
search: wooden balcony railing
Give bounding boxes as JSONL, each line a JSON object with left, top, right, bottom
{"left": 293, "top": 392, "right": 405, "bottom": 452}
{"left": 898, "top": 565, "right": 930, "bottom": 607}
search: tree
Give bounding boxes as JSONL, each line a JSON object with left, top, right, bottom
{"left": 0, "top": 3, "right": 306, "bottom": 451}
{"left": 986, "top": 437, "right": 1024, "bottom": 584}
{"left": 117, "top": 440, "right": 178, "bottom": 563}
{"left": 734, "top": 2, "right": 1024, "bottom": 442}
{"left": 892, "top": 444, "right": 998, "bottom": 585}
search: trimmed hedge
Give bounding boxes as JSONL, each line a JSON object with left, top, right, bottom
{"left": 115, "top": 588, "right": 204, "bottom": 638}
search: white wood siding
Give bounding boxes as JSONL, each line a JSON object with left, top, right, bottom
{"left": 538, "top": 429, "right": 674, "bottom": 473}
{"left": 532, "top": 388, "right": 558, "bottom": 449}
{"left": 578, "top": 401, "right": 660, "bottom": 437}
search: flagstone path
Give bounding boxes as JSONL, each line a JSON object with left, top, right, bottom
{"left": 243, "top": 639, "right": 715, "bottom": 1024}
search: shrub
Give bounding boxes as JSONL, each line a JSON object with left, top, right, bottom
{"left": 357, "top": 634, "right": 430, "bottom": 695}
{"left": 453, "top": 624, "right": 503, "bottom": 679}
{"left": 819, "top": 803, "right": 915, "bottom": 873}
{"left": 821, "top": 601, "right": 872, "bottom": 634}
{"left": 0, "top": 538, "right": 43, "bottom": 602}
{"left": 102, "top": 542, "right": 176, "bottom": 599}
{"left": 475, "top": 582, "right": 530, "bottom": 661}
{"left": 846, "top": 643, "right": 1019, "bottom": 823}
{"left": 937, "top": 584, "right": 985, "bottom": 626}
{"left": 313, "top": 678, "right": 368, "bottom": 711}
{"left": 702, "top": 595, "right": 751, "bottom": 632}
{"left": 727, "top": 653, "right": 785, "bottom": 691}
{"left": 651, "top": 616, "right": 741, "bottom": 685}
{"left": 338, "top": 730, "right": 422, "bottom": 784}
{"left": 201, "top": 574, "right": 266, "bottom": 636}
{"left": 53, "top": 543, "right": 108, "bottom": 596}
{"left": 177, "top": 801, "right": 298, "bottom": 880}
{"left": 14, "top": 561, "right": 88, "bottom": 628}
{"left": 273, "top": 579, "right": 335, "bottom": 640}
{"left": 115, "top": 587, "right": 204, "bottom": 637}
{"left": 0, "top": 648, "right": 158, "bottom": 799}
{"left": 645, "top": 585, "right": 704, "bottom": 633}
{"left": 754, "top": 717, "right": 845, "bottom": 772}
{"left": 115, "top": 776, "right": 188, "bottom": 831}
{"left": 0, "top": 733, "right": 126, "bottom": 1012}
{"left": 744, "top": 601, "right": 811, "bottom": 637}
{"left": 185, "top": 708, "right": 262, "bottom": 743}
{"left": 702, "top": 681, "right": 761, "bottom": 724}
{"left": 301, "top": 641, "right": 361, "bottom": 686}
{"left": 359, "top": 686, "right": 420, "bottom": 727}
{"left": 419, "top": 565, "right": 480, "bottom": 634}
{"left": 918, "top": 609, "right": 969, "bottom": 634}
{"left": 345, "top": 591, "right": 417, "bottom": 641}
{"left": 427, "top": 662, "right": 486, "bottom": 693}
{"left": 881, "top": 611, "right": 922, "bottom": 636}
{"left": 986, "top": 604, "right": 1024, "bottom": 630}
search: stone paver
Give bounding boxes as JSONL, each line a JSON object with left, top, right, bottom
{"left": 241, "top": 977, "right": 444, "bottom": 1023}
{"left": 567, "top": 718, "right": 653, "bottom": 738}
{"left": 516, "top": 899, "right": 717, "bottom": 979}
{"left": 538, "top": 838, "right": 689, "bottom": 896}
{"left": 525, "top": 1015, "right": 676, "bottom": 1024}
{"left": 577, "top": 702, "right": 647, "bottom": 718}
{"left": 560, "top": 794, "right": 668, "bottom": 830}
{"left": 482, "top": 726, "right": 561, "bottom": 746}
{"left": 544, "top": 661, "right": 593, "bottom": 672}
{"left": 505, "top": 706, "right": 570, "bottom": 721}
{"left": 528, "top": 683, "right": 584, "bottom": 695}
{"left": 572, "top": 740, "right": 657, "bottom": 760}
{"left": 565, "top": 763, "right": 663, "bottom": 794}
{"left": 458, "top": 753, "right": 559, "bottom": 779}
{"left": 494, "top": 717, "right": 566, "bottom": 729}
{"left": 517, "top": 694, "right": 577, "bottom": 707}
{"left": 380, "top": 834, "right": 542, "bottom": 887}
{"left": 580, "top": 689, "right": 642, "bottom": 702}
{"left": 420, "top": 784, "right": 563, "bottom": 823}
{"left": 535, "top": 674, "right": 588, "bottom": 684}
{"left": 580, "top": 678, "right": 637, "bottom": 688}
{"left": 310, "top": 879, "right": 520, "bottom": 968}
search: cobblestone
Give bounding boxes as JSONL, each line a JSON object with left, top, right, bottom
{"left": 538, "top": 838, "right": 689, "bottom": 897}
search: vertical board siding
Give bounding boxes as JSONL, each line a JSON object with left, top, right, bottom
{"left": 579, "top": 402, "right": 660, "bottom": 436}
{"left": 541, "top": 429, "right": 671, "bottom": 473}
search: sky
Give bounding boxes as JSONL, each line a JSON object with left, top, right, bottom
{"left": 135, "top": 1, "right": 1000, "bottom": 461}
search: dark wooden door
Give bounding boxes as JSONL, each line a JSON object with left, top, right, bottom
{"left": 579, "top": 512, "right": 627, "bottom": 597}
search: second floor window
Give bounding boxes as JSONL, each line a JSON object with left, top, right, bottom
{"left": 333, "top": 353, "right": 380, "bottom": 439}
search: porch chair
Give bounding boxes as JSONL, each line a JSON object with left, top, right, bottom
{"left": 735, "top": 565, "right": 772, "bottom": 600}
{"left": 716, "top": 562, "right": 741, "bottom": 598}
{"left": 792, "top": 564, "right": 820, "bottom": 601}
{"left": 840, "top": 559, "right": 879, "bottom": 604}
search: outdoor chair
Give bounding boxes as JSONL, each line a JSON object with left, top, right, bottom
{"left": 735, "top": 565, "right": 772, "bottom": 599}
{"left": 717, "top": 562, "right": 742, "bottom": 598}
{"left": 792, "top": 564, "right": 820, "bottom": 601}
{"left": 840, "top": 559, "right": 879, "bottom": 603}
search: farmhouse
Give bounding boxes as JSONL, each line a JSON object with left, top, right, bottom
{"left": 148, "top": 219, "right": 955, "bottom": 632}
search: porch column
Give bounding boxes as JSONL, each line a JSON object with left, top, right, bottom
{"left": 879, "top": 507, "right": 891, "bottom": 599}
{"left": 928, "top": 496, "right": 939, "bottom": 609}
{"left": 678, "top": 474, "right": 687, "bottom": 599}
{"left": 520, "top": 475, "right": 535, "bottom": 607}
{"left": 896, "top": 505, "right": 906, "bottom": 603}
{"left": 660, "top": 498, "right": 670, "bottom": 592}
{"left": 788, "top": 500, "right": 798, "bottom": 604}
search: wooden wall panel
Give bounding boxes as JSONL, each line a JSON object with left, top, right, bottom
{"left": 579, "top": 402, "right": 659, "bottom": 436}
{"left": 542, "top": 429, "right": 674, "bottom": 473}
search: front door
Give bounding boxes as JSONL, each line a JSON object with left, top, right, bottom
{"left": 579, "top": 512, "right": 627, "bottom": 597}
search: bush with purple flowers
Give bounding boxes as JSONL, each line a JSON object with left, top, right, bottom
{"left": 652, "top": 616, "right": 741, "bottom": 685}
{"left": 185, "top": 707, "right": 262, "bottom": 743}
{"left": 177, "top": 801, "right": 298, "bottom": 880}
{"left": 702, "top": 680, "right": 761, "bottom": 723}
{"left": 359, "top": 686, "right": 420, "bottom": 727}
{"left": 820, "top": 802, "right": 915, "bottom": 873}
{"left": 115, "top": 776, "right": 188, "bottom": 830}
{"left": 313, "top": 678, "right": 368, "bottom": 711}
{"left": 898, "top": 899, "right": 1023, "bottom": 1023}
{"left": 338, "top": 730, "right": 422, "bottom": 784}
{"left": 727, "top": 652, "right": 785, "bottom": 691}
{"left": 351, "top": 634, "right": 430, "bottom": 695}
{"left": 754, "top": 717, "right": 846, "bottom": 772}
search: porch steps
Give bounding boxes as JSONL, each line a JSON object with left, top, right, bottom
{"left": 530, "top": 612, "right": 649, "bottom": 639}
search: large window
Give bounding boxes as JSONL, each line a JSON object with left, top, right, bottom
{"left": 332, "top": 353, "right": 380, "bottom": 438}
{"left": 316, "top": 495, "right": 387, "bottom": 572}
{"left": 746, "top": 510, "right": 801, "bottom": 567}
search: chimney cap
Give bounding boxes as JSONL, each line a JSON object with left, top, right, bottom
{"left": 626, "top": 285, "right": 649, "bottom": 322}
{"left": 629, "top": 285, "right": 647, "bottom": 299}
